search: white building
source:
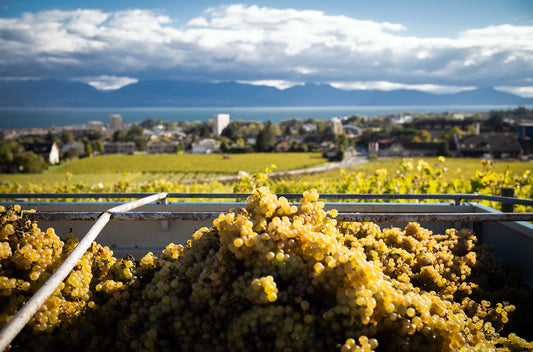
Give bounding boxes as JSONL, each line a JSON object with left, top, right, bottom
{"left": 331, "top": 117, "right": 344, "bottom": 135}
{"left": 109, "top": 114, "right": 123, "bottom": 130}
{"left": 302, "top": 123, "right": 317, "bottom": 133}
{"left": 191, "top": 139, "right": 218, "bottom": 154}
{"left": 212, "top": 114, "right": 230, "bottom": 136}
{"left": 88, "top": 121, "right": 105, "bottom": 131}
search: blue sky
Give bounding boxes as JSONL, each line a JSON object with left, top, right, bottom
{"left": 1, "top": 0, "right": 532, "bottom": 96}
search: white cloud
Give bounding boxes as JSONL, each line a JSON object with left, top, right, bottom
{"left": 0, "top": 76, "right": 42, "bottom": 81}
{"left": 236, "top": 80, "right": 304, "bottom": 90}
{"left": 494, "top": 86, "right": 533, "bottom": 98}
{"left": 330, "top": 81, "right": 477, "bottom": 94}
{"left": 73, "top": 75, "right": 139, "bottom": 90}
{"left": 0, "top": 5, "right": 532, "bottom": 91}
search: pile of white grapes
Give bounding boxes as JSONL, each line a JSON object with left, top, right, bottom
{"left": 2, "top": 187, "right": 533, "bottom": 352}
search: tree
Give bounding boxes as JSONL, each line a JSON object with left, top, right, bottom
{"left": 92, "top": 140, "right": 104, "bottom": 155}
{"left": 319, "top": 125, "right": 336, "bottom": 142}
{"left": 61, "top": 131, "right": 74, "bottom": 144}
{"left": 221, "top": 123, "right": 238, "bottom": 141}
{"left": 112, "top": 130, "right": 128, "bottom": 142}
{"left": 418, "top": 129, "right": 432, "bottom": 143}
{"left": 0, "top": 140, "right": 45, "bottom": 173}
{"left": 442, "top": 126, "right": 464, "bottom": 142}
{"left": 336, "top": 133, "right": 348, "bottom": 151}
{"left": 199, "top": 124, "right": 211, "bottom": 138}
{"left": 0, "top": 139, "right": 21, "bottom": 165}
{"left": 13, "top": 151, "right": 46, "bottom": 173}
{"left": 64, "top": 147, "right": 80, "bottom": 159}
{"left": 255, "top": 121, "right": 277, "bottom": 152}
{"left": 139, "top": 118, "right": 155, "bottom": 129}
{"left": 283, "top": 124, "right": 292, "bottom": 136}
{"left": 467, "top": 124, "right": 478, "bottom": 134}
{"left": 127, "top": 124, "right": 144, "bottom": 140}
{"left": 84, "top": 142, "right": 93, "bottom": 156}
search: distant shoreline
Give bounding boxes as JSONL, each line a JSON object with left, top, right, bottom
{"left": 0, "top": 105, "right": 521, "bottom": 130}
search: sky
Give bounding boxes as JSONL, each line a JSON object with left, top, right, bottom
{"left": 1, "top": 0, "right": 533, "bottom": 97}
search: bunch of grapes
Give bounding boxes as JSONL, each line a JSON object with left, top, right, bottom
{"left": 0, "top": 205, "right": 133, "bottom": 337}
{"left": 2, "top": 187, "right": 533, "bottom": 352}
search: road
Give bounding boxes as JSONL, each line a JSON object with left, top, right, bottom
{"left": 181, "top": 149, "right": 368, "bottom": 184}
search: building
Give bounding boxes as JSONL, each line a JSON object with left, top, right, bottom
{"left": 212, "top": 114, "right": 230, "bottom": 136}
{"left": 61, "top": 141, "right": 85, "bottom": 155}
{"left": 516, "top": 122, "right": 533, "bottom": 140}
{"left": 191, "top": 139, "right": 218, "bottom": 154}
{"left": 454, "top": 133, "right": 522, "bottom": 158}
{"left": 331, "top": 117, "right": 344, "bottom": 135}
{"left": 274, "top": 140, "right": 292, "bottom": 152}
{"left": 22, "top": 142, "right": 60, "bottom": 164}
{"left": 302, "top": 123, "right": 317, "bottom": 133}
{"left": 246, "top": 134, "right": 257, "bottom": 145}
{"left": 376, "top": 138, "right": 442, "bottom": 157}
{"left": 109, "top": 114, "right": 123, "bottom": 130}
{"left": 103, "top": 141, "right": 135, "bottom": 154}
{"left": 343, "top": 125, "right": 363, "bottom": 138}
{"left": 88, "top": 121, "right": 105, "bottom": 132}
{"left": 147, "top": 141, "right": 178, "bottom": 154}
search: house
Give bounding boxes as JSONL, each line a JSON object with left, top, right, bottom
{"left": 319, "top": 141, "right": 336, "bottom": 151}
{"left": 103, "top": 141, "right": 136, "bottom": 154}
{"left": 302, "top": 123, "right": 317, "bottom": 133}
{"left": 454, "top": 133, "right": 522, "bottom": 158}
{"left": 516, "top": 122, "right": 533, "bottom": 140}
{"left": 147, "top": 141, "right": 178, "bottom": 154}
{"left": 61, "top": 141, "right": 84, "bottom": 155}
{"left": 246, "top": 134, "right": 257, "bottom": 145}
{"left": 22, "top": 142, "right": 60, "bottom": 164}
{"left": 191, "top": 138, "right": 218, "bottom": 154}
{"left": 376, "top": 138, "right": 442, "bottom": 157}
{"left": 391, "top": 114, "right": 413, "bottom": 125}
{"left": 274, "top": 140, "right": 292, "bottom": 152}
{"left": 343, "top": 125, "right": 363, "bottom": 138}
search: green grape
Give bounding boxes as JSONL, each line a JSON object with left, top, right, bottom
{"left": 2, "top": 188, "right": 533, "bottom": 352}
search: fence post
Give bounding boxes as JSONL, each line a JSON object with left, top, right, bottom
{"left": 501, "top": 187, "right": 515, "bottom": 213}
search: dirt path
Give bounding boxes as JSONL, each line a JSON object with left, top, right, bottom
{"left": 181, "top": 149, "right": 368, "bottom": 184}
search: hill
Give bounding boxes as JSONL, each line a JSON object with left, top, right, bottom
{"left": 0, "top": 79, "right": 531, "bottom": 107}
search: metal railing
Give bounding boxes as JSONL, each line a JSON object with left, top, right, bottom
{"left": 2, "top": 192, "right": 533, "bottom": 223}
{"left": 20, "top": 210, "right": 533, "bottom": 223}
{"left": 2, "top": 192, "right": 533, "bottom": 207}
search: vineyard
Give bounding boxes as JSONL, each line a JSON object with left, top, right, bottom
{"left": 0, "top": 152, "right": 326, "bottom": 186}
{"left": 1, "top": 157, "right": 531, "bottom": 212}
{"left": 1, "top": 155, "right": 533, "bottom": 351}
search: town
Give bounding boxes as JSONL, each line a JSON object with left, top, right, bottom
{"left": 1, "top": 107, "right": 532, "bottom": 173}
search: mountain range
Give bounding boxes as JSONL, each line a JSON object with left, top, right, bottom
{"left": 1, "top": 79, "right": 532, "bottom": 107}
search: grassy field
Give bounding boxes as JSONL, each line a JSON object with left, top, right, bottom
{"left": 1, "top": 153, "right": 327, "bottom": 186}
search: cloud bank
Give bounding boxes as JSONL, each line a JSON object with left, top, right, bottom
{"left": 0, "top": 5, "right": 532, "bottom": 94}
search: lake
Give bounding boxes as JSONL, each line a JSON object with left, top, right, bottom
{"left": 0, "top": 105, "right": 519, "bottom": 129}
